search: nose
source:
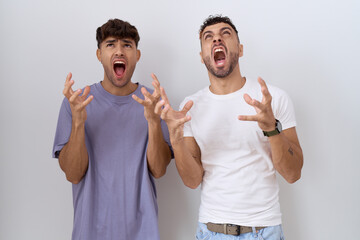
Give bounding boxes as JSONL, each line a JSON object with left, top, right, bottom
{"left": 115, "top": 44, "right": 124, "bottom": 57}
{"left": 213, "top": 34, "right": 222, "bottom": 43}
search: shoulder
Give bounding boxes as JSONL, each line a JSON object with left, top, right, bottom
{"left": 265, "top": 82, "right": 287, "bottom": 97}
{"left": 180, "top": 87, "right": 209, "bottom": 106}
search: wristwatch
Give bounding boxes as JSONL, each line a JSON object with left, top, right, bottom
{"left": 263, "top": 119, "right": 282, "bottom": 137}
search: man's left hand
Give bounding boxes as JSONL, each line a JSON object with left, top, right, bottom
{"left": 238, "top": 77, "right": 276, "bottom": 132}
{"left": 132, "top": 73, "right": 161, "bottom": 122}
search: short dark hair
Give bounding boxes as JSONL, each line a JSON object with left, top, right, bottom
{"left": 96, "top": 19, "right": 140, "bottom": 48}
{"left": 199, "top": 15, "right": 239, "bottom": 41}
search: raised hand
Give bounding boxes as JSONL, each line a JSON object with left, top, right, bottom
{"left": 238, "top": 77, "right": 276, "bottom": 131}
{"left": 132, "top": 73, "right": 162, "bottom": 122}
{"left": 63, "top": 72, "right": 93, "bottom": 124}
{"left": 154, "top": 86, "right": 193, "bottom": 145}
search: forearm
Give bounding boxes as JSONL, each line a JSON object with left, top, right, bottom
{"left": 172, "top": 139, "right": 203, "bottom": 189}
{"left": 147, "top": 120, "right": 172, "bottom": 178}
{"left": 269, "top": 130, "right": 303, "bottom": 183}
{"left": 58, "top": 121, "right": 89, "bottom": 184}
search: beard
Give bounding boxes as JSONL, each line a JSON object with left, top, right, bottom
{"left": 203, "top": 51, "right": 239, "bottom": 78}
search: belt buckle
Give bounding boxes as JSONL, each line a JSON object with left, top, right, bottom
{"left": 225, "top": 224, "right": 240, "bottom": 236}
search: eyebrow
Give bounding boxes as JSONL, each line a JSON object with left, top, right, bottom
{"left": 104, "top": 39, "right": 133, "bottom": 44}
{"left": 121, "top": 39, "right": 133, "bottom": 44}
{"left": 105, "top": 39, "right": 116, "bottom": 44}
{"left": 202, "top": 26, "right": 233, "bottom": 38}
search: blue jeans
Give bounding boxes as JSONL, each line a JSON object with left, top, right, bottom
{"left": 196, "top": 222, "right": 285, "bottom": 240}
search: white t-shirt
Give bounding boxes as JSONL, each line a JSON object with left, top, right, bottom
{"left": 180, "top": 78, "right": 296, "bottom": 227}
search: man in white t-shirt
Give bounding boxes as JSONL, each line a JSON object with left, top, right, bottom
{"left": 154, "top": 15, "right": 303, "bottom": 239}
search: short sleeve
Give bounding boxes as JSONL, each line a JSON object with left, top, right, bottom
{"left": 271, "top": 88, "right": 297, "bottom": 130}
{"left": 52, "top": 97, "right": 72, "bottom": 158}
{"left": 179, "top": 98, "right": 193, "bottom": 137}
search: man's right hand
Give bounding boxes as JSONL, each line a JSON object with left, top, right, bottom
{"left": 59, "top": 72, "right": 93, "bottom": 184}
{"left": 154, "top": 85, "right": 203, "bottom": 189}
{"left": 154, "top": 85, "right": 193, "bottom": 145}
{"left": 63, "top": 72, "right": 93, "bottom": 124}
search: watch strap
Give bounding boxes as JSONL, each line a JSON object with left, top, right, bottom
{"left": 263, "top": 128, "right": 281, "bottom": 137}
{"left": 263, "top": 119, "right": 281, "bottom": 137}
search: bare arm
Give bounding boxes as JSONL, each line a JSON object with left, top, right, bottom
{"left": 155, "top": 87, "right": 204, "bottom": 189}
{"left": 132, "top": 74, "right": 172, "bottom": 178}
{"left": 58, "top": 73, "right": 93, "bottom": 184}
{"left": 146, "top": 120, "right": 172, "bottom": 178}
{"left": 268, "top": 127, "right": 303, "bottom": 183}
{"left": 172, "top": 137, "right": 203, "bottom": 189}
{"left": 238, "top": 77, "right": 303, "bottom": 183}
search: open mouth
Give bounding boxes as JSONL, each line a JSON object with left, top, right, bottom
{"left": 113, "top": 60, "right": 126, "bottom": 78}
{"left": 213, "top": 48, "right": 226, "bottom": 67}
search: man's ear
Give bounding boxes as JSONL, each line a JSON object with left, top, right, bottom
{"left": 96, "top": 48, "right": 102, "bottom": 62}
{"left": 136, "top": 49, "right": 141, "bottom": 62}
{"left": 239, "top": 44, "right": 243, "bottom": 58}
{"left": 199, "top": 51, "right": 204, "bottom": 64}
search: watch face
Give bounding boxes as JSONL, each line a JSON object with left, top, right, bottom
{"left": 276, "top": 119, "right": 282, "bottom": 132}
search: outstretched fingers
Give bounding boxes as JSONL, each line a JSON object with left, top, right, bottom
{"left": 151, "top": 73, "right": 161, "bottom": 98}
{"left": 243, "top": 94, "right": 265, "bottom": 111}
{"left": 238, "top": 114, "right": 258, "bottom": 121}
{"left": 160, "top": 104, "right": 191, "bottom": 126}
{"left": 69, "top": 89, "right": 83, "bottom": 104}
{"left": 258, "top": 77, "right": 272, "bottom": 104}
{"left": 180, "top": 115, "right": 191, "bottom": 124}
{"left": 63, "top": 72, "right": 75, "bottom": 99}
{"left": 141, "top": 87, "right": 155, "bottom": 101}
{"left": 132, "top": 87, "right": 154, "bottom": 106}
{"left": 82, "top": 94, "right": 94, "bottom": 107}
{"left": 132, "top": 94, "right": 145, "bottom": 105}
{"left": 159, "top": 104, "right": 170, "bottom": 120}
{"left": 154, "top": 100, "right": 166, "bottom": 115}
{"left": 181, "top": 100, "right": 193, "bottom": 114}
{"left": 80, "top": 86, "right": 91, "bottom": 100}
{"left": 159, "top": 87, "right": 170, "bottom": 105}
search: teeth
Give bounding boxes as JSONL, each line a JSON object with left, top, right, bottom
{"left": 214, "top": 49, "right": 223, "bottom": 53}
{"left": 114, "top": 60, "right": 125, "bottom": 64}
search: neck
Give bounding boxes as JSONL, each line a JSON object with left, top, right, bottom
{"left": 101, "top": 77, "right": 138, "bottom": 96}
{"left": 208, "top": 64, "right": 246, "bottom": 95}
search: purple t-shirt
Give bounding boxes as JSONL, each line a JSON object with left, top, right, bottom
{"left": 52, "top": 82, "right": 171, "bottom": 240}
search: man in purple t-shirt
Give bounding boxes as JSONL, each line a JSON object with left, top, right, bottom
{"left": 53, "top": 19, "right": 172, "bottom": 240}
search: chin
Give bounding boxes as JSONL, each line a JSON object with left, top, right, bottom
{"left": 111, "top": 77, "right": 130, "bottom": 88}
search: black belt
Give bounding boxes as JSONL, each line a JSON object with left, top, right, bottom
{"left": 206, "top": 222, "right": 266, "bottom": 236}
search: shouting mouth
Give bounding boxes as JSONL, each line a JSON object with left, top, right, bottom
{"left": 113, "top": 60, "right": 126, "bottom": 78}
{"left": 213, "top": 47, "right": 226, "bottom": 67}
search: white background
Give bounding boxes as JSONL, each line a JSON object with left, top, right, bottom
{"left": 1, "top": 0, "right": 359, "bottom": 239}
